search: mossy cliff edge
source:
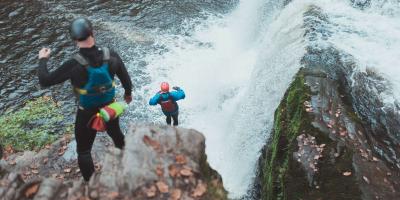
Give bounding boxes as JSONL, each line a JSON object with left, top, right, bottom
{"left": 255, "top": 68, "right": 400, "bottom": 200}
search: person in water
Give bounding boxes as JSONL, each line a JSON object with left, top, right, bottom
{"left": 37, "top": 17, "right": 133, "bottom": 181}
{"left": 149, "top": 82, "right": 185, "bottom": 126}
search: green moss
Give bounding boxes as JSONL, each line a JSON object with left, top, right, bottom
{"left": 260, "top": 69, "right": 362, "bottom": 200}
{"left": 0, "top": 97, "right": 66, "bottom": 151}
{"left": 261, "top": 70, "right": 311, "bottom": 200}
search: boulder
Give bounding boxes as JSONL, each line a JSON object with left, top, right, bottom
{"left": 0, "top": 125, "right": 227, "bottom": 200}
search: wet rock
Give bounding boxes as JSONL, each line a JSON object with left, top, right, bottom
{"left": 254, "top": 66, "right": 400, "bottom": 200}
{"left": 0, "top": 126, "right": 227, "bottom": 200}
{"left": 8, "top": 8, "right": 24, "bottom": 18}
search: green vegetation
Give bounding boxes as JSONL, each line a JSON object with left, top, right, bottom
{"left": 260, "top": 69, "right": 361, "bottom": 200}
{"left": 0, "top": 96, "right": 67, "bottom": 151}
{"left": 262, "top": 69, "right": 311, "bottom": 200}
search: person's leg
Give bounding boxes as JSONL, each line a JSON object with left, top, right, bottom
{"left": 75, "top": 109, "right": 97, "bottom": 181}
{"left": 172, "top": 113, "right": 179, "bottom": 126}
{"left": 166, "top": 115, "right": 172, "bottom": 125}
{"left": 105, "top": 118, "right": 125, "bottom": 149}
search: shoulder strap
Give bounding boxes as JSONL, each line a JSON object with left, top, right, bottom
{"left": 102, "top": 47, "right": 110, "bottom": 61}
{"left": 73, "top": 54, "right": 89, "bottom": 67}
{"left": 168, "top": 92, "right": 174, "bottom": 101}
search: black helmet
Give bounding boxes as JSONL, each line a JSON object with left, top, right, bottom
{"left": 70, "top": 17, "right": 93, "bottom": 41}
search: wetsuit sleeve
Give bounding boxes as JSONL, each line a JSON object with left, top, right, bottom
{"left": 149, "top": 93, "right": 160, "bottom": 105}
{"left": 37, "top": 58, "right": 75, "bottom": 87}
{"left": 170, "top": 89, "right": 185, "bottom": 101}
{"left": 110, "top": 51, "right": 133, "bottom": 96}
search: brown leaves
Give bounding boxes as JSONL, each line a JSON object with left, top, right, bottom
{"left": 144, "top": 185, "right": 157, "bottom": 198}
{"left": 171, "top": 189, "right": 182, "bottom": 200}
{"left": 175, "top": 155, "right": 187, "bottom": 165}
{"left": 156, "top": 165, "right": 164, "bottom": 177}
{"left": 191, "top": 182, "right": 207, "bottom": 197}
{"left": 180, "top": 167, "right": 193, "bottom": 177}
{"left": 343, "top": 171, "right": 352, "bottom": 176}
{"left": 143, "top": 135, "right": 161, "bottom": 151}
{"left": 107, "top": 191, "right": 119, "bottom": 199}
{"left": 169, "top": 164, "right": 179, "bottom": 177}
{"left": 63, "top": 168, "right": 72, "bottom": 173}
{"left": 24, "top": 183, "right": 39, "bottom": 198}
{"left": 156, "top": 181, "right": 169, "bottom": 193}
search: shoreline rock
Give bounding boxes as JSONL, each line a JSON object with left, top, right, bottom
{"left": 0, "top": 125, "right": 227, "bottom": 200}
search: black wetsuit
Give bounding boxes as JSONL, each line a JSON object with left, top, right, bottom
{"left": 38, "top": 46, "right": 132, "bottom": 181}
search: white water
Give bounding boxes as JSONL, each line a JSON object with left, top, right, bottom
{"left": 107, "top": 0, "right": 400, "bottom": 198}
{"left": 141, "top": 0, "right": 306, "bottom": 198}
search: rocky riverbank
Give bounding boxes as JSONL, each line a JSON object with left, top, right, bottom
{"left": 0, "top": 125, "right": 227, "bottom": 200}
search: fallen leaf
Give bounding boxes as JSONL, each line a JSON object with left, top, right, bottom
{"left": 63, "top": 168, "right": 72, "bottom": 173}
{"left": 192, "top": 182, "right": 207, "bottom": 197}
{"left": 363, "top": 176, "right": 370, "bottom": 184}
{"left": 43, "top": 158, "right": 49, "bottom": 164}
{"left": 175, "top": 155, "right": 187, "bottom": 165}
{"left": 45, "top": 144, "right": 51, "bottom": 149}
{"left": 143, "top": 135, "right": 161, "bottom": 151}
{"left": 180, "top": 168, "right": 193, "bottom": 177}
{"left": 145, "top": 185, "right": 157, "bottom": 198}
{"left": 62, "top": 145, "right": 68, "bottom": 150}
{"left": 75, "top": 169, "right": 81, "bottom": 173}
{"left": 171, "top": 189, "right": 182, "bottom": 200}
{"left": 319, "top": 144, "right": 326, "bottom": 148}
{"left": 156, "top": 181, "right": 169, "bottom": 193}
{"left": 372, "top": 157, "right": 379, "bottom": 162}
{"left": 24, "top": 183, "right": 39, "bottom": 198}
{"left": 314, "top": 155, "right": 320, "bottom": 160}
{"left": 169, "top": 164, "right": 179, "bottom": 177}
{"left": 58, "top": 148, "right": 65, "bottom": 156}
{"left": 156, "top": 165, "right": 163, "bottom": 177}
{"left": 343, "top": 171, "right": 352, "bottom": 176}
{"left": 31, "top": 170, "right": 39, "bottom": 174}
{"left": 9, "top": 160, "right": 16, "bottom": 165}
{"left": 95, "top": 164, "right": 101, "bottom": 171}
{"left": 107, "top": 191, "right": 119, "bottom": 198}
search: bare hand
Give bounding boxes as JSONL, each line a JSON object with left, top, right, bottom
{"left": 124, "top": 95, "right": 132, "bottom": 104}
{"left": 39, "top": 48, "right": 51, "bottom": 59}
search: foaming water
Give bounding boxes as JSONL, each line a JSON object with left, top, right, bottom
{"left": 105, "top": 0, "right": 400, "bottom": 198}
{"left": 140, "top": 0, "right": 305, "bottom": 197}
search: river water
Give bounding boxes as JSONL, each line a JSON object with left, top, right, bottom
{"left": 1, "top": 0, "right": 400, "bottom": 199}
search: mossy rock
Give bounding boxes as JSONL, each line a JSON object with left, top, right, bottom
{"left": 259, "top": 69, "right": 361, "bottom": 200}
{"left": 0, "top": 96, "right": 70, "bottom": 151}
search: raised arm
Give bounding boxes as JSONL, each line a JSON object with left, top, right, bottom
{"left": 37, "top": 48, "right": 75, "bottom": 87}
{"left": 170, "top": 87, "right": 185, "bottom": 101}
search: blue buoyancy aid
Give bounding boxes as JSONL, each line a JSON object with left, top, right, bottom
{"left": 73, "top": 47, "right": 116, "bottom": 109}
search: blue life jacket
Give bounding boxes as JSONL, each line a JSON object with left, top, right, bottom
{"left": 73, "top": 47, "right": 115, "bottom": 109}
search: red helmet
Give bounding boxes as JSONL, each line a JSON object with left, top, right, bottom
{"left": 160, "top": 82, "right": 169, "bottom": 92}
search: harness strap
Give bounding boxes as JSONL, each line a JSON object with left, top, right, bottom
{"left": 102, "top": 47, "right": 110, "bottom": 61}
{"left": 74, "top": 47, "right": 113, "bottom": 95}
{"left": 73, "top": 54, "right": 89, "bottom": 67}
{"left": 75, "top": 81, "right": 116, "bottom": 95}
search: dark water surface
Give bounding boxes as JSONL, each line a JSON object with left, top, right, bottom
{"left": 0, "top": 0, "right": 235, "bottom": 119}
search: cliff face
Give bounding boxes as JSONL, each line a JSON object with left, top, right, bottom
{"left": 254, "top": 6, "right": 400, "bottom": 200}
{"left": 0, "top": 125, "right": 227, "bottom": 200}
{"left": 256, "top": 67, "right": 400, "bottom": 200}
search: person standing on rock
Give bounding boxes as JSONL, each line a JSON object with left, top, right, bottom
{"left": 37, "top": 17, "right": 133, "bottom": 181}
{"left": 149, "top": 82, "right": 185, "bottom": 126}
